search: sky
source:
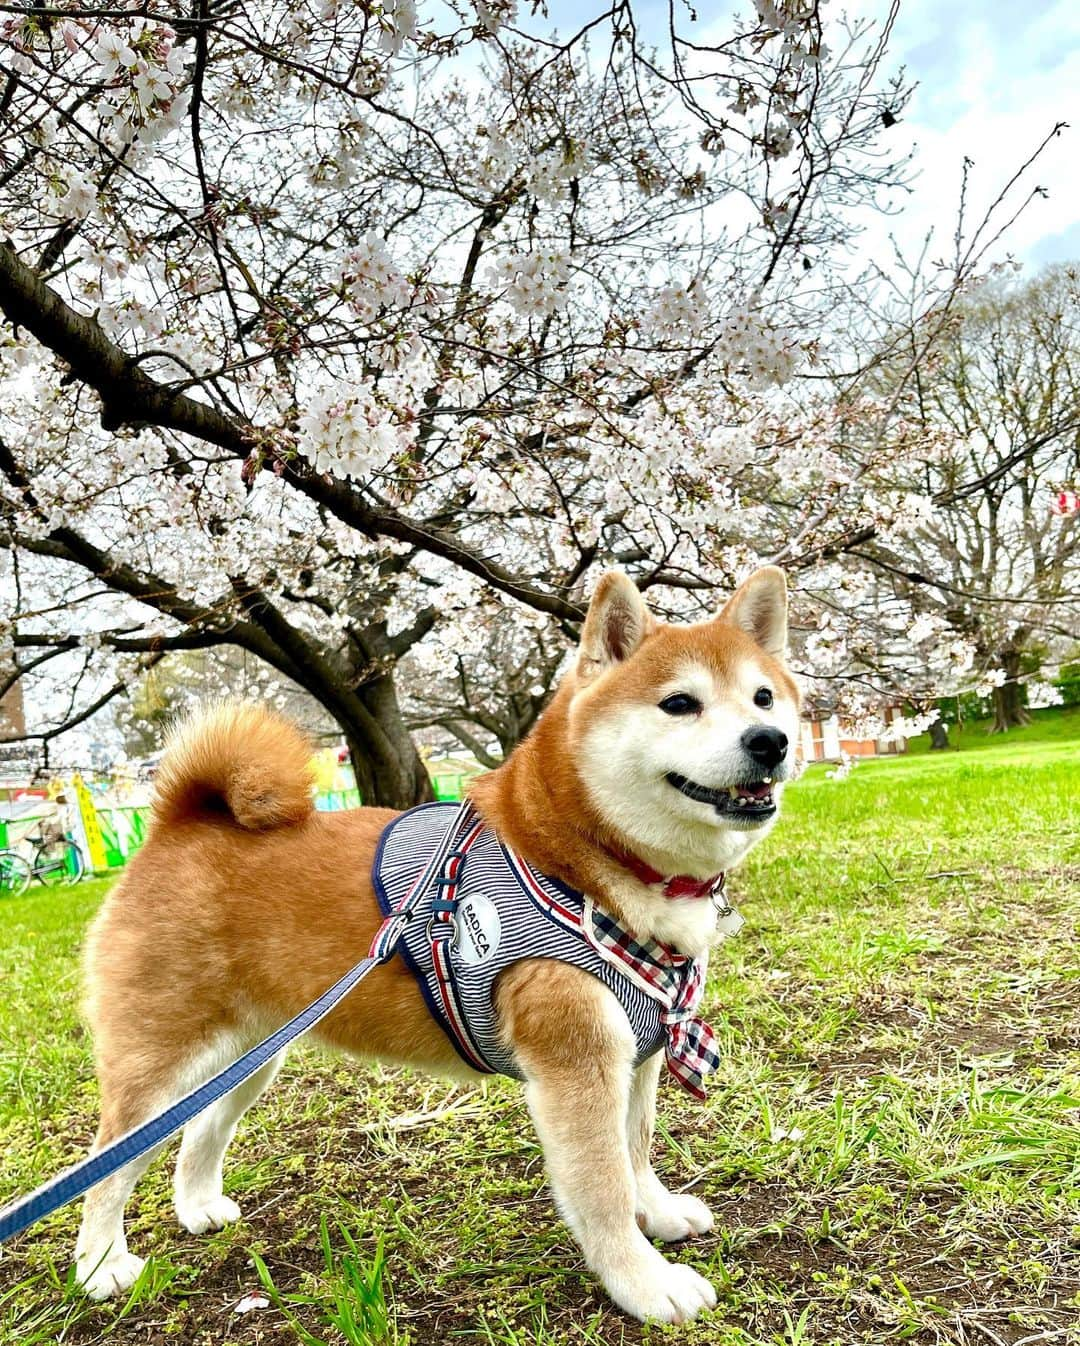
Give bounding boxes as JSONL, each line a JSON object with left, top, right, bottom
{"left": 840, "top": 0, "right": 1080, "bottom": 273}
{"left": 541, "top": 0, "right": 1080, "bottom": 275}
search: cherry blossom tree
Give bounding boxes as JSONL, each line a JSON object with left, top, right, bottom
{"left": 119, "top": 646, "right": 340, "bottom": 760}
{"left": 401, "top": 600, "right": 570, "bottom": 765}
{"left": 0, "top": 0, "right": 1062, "bottom": 795}
{"left": 800, "top": 266, "right": 1080, "bottom": 736}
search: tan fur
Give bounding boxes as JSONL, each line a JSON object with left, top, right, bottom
{"left": 75, "top": 569, "right": 799, "bottom": 1322}
{"left": 471, "top": 612, "right": 799, "bottom": 925}
{"left": 84, "top": 806, "right": 460, "bottom": 1085}
{"left": 151, "top": 701, "right": 316, "bottom": 830}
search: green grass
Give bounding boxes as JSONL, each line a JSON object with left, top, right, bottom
{"left": 1, "top": 718, "right": 1078, "bottom": 1346}
{"left": 905, "top": 704, "right": 1080, "bottom": 757}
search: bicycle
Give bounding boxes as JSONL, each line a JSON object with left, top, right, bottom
{"left": 0, "top": 835, "right": 86, "bottom": 896}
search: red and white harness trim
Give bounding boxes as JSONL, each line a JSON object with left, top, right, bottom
{"left": 427, "top": 817, "right": 490, "bottom": 1072}
{"left": 369, "top": 805, "right": 490, "bottom": 1071}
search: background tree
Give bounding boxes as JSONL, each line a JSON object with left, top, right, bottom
{"left": 402, "top": 603, "right": 571, "bottom": 764}
{"left": 848, "top": 266, "right": 1080, "bottom": 731}
{"left": 120, "top": 647, "right": 339, "bottom": 760}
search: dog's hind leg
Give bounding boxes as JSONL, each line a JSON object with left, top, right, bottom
{"left": 75, "top": 1031, "right": 268, "bottom": 1299}
{"left": 75, "top": 1052, "right": 180, "bottom": 1300}
{"left": 627, "top": 1051, "right": 714, "bottom": 1242}
{"left": 75, "top": 1148, "right": 166, "bottom": 1300}
{"left": 173, "top": 1048, "right": 286, "bottom": 1235}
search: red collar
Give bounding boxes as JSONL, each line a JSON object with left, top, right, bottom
{"left": 607, "top": 846, "right": 725, "bottom": 901}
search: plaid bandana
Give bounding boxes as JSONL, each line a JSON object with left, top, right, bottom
{"left": 584, "top": 900, "right": 722, "bottom": 1101}
{"left": 507, "top": 842, "right": 723, "bottom": 1100}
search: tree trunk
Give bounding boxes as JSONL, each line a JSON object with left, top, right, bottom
{"left": 344, "top": 659, "right": 433, "bottom": 802}
{"left": 990, "top": 651, "right": 1031, "bottom": 734}
{"left": 929, "top": 719, "right": 950, "bottom": 750}
{"left": 339, "top": 670, "right": 434, "bottom": 809}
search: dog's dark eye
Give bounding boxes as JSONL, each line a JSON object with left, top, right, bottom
{"left": 658, "top": 693, "right": 702, "bottom": 716}
{"left": 753, "top": 687, "right": 774, "bottom": 709}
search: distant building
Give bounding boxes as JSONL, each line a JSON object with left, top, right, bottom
{"left": 0, "top": 681, "right": 36, "bottom": 775}
{"left": 799, "top": 707, "right": 908, "bottom": 763}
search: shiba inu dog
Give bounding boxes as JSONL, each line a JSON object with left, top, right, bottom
{"left": 74, "top": 566, "right": 800, "bottom": 1323}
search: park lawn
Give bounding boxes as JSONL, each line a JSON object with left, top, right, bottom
{"left": 904, "top": 704, "right": 1080, "bottom": 757}
{"left": 0, "top": 725, "right": 1078, "bottom": 1346}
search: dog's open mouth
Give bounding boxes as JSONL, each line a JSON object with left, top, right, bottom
{"left": 666, "top": 772, "right": 776, "bottom": 820}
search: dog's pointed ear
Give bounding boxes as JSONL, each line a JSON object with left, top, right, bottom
{"left": 577, "top": 572, "right": 653, "bottom": 681}
{"left": 718, "top": 566, "right": 788, "bottom": 659}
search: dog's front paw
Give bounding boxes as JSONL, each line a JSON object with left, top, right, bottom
{"left": 603, "top": 1246, "right": 717, "bottom": 1323}
{"left": 637, "top": 1188, "right": 714, "bottom": 1242}
{"left": 76, "top": 1251, "right": 146, "bottom": 1300}
{"left": 175, "top": 1194, "right": 241, "bottom": 1235}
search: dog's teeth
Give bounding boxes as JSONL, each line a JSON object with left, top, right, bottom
{"left": 728, "top": 786, "right": 739, "bottom": 799}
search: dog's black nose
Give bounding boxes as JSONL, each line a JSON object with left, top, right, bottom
{"left": 741, "top": 725, "right": 788, "bottom": 771}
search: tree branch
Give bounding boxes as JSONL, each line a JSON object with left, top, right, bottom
{"left": 386, "top": 605, "right": 438, "bottom": 658}
{"left": 0, "top": 238, "right": 589, "bottom": 622}
{"left": 0, "top": 651, "right": 165, "bottom": 746}
{"left": 405, "top": 714, "right": 503, "bottom": 769}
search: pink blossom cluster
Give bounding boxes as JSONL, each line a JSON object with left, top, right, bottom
{"left": 90, "top": 20, "right": 189, "bottom": 148}
{"left": 297, "top": 388, "right": 414, "bottom": 480}
{"left": 336, "top": 235, "right": 413, "bottom": 324}
{"left": 486, "top": 249, "right": 573, "bottom": 318}
{"left": 640, "top": 279, "right": 711, "bottom": 339}
{"left": 715, "top": 306, "right": 800, "bottom": 387}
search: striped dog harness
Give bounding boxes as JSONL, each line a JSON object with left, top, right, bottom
{"left": 370, "top": 801, "right": 723, "bottom": 1099}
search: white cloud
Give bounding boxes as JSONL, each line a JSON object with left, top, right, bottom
{"left": 836, "top": 0, "right": 1079, "bottom": 272}
{"left": 542, "top": 0, "right": 1078, "bottom": 273}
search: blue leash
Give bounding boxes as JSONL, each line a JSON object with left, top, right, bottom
{"left": 0, "top": 801, "right": 475, "bottom": 1247}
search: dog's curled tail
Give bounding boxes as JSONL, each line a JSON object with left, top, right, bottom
{"left": 152, "top": 702, "right": 315, "bottom": 831}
